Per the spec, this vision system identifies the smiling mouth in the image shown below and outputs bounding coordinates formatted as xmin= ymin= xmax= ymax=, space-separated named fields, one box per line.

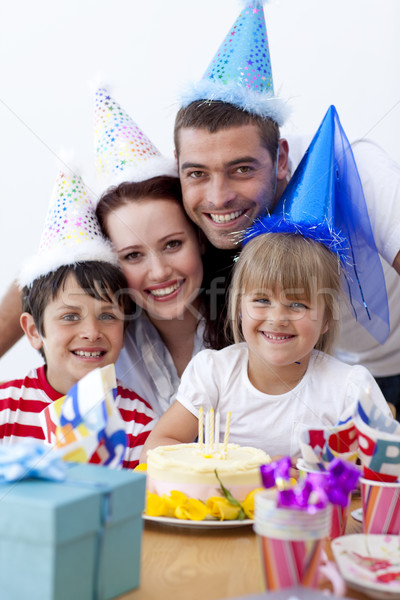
xmin=209 ymin=210 xmax=245 ymax=224
xmin=72 ymin=350 xmax=106 ymax=358
xmin=147 ymin=280 xmax=183 ymax=298
xmin=261 ymin=332 xmax=294 ymax=341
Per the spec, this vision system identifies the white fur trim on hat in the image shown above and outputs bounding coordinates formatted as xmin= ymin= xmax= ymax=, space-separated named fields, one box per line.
xmin=94 ymin=155 xmax=179 ymax=199
xmin=180 ymin=80 xmax=290 ymax=126
xmin=18 ymin=238 xmax=119 ymax=289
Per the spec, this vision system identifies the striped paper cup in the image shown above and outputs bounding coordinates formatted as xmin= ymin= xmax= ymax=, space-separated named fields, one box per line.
xmin=254 ymin=491 xmax=331 ymax=591
xmin=361 ymin=477 xmax=400 ymax=534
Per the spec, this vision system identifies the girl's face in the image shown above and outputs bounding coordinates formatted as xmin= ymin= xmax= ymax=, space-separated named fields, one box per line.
xmin=105 ymin=197 xmax=204 ymax=323
xmin=240 ymin=286 xmax=328 ymax=380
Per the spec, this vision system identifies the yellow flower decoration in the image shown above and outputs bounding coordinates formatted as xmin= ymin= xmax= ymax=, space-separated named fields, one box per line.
xmin=168 ymin=490 xmax=188 ymax=510
xmin=241 ymin=488 xmax=263 ymax=519
xmin=206 ymin=497 xmax=241 ymax=521
xmin=175 ymin=498 xmax=208 ymax=521
xmin=146 ymin=492 xmax=176 ymax=517
xmin=134 ymin=463 xmax=147 ymax=472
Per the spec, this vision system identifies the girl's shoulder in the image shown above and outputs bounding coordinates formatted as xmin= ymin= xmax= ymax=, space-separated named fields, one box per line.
xmin=189 ymin=343 xmax=248 ymax=369
xmin=310 ymin=350 xmax=374 ymax=381
xmin=198 ymin=342 xmax=247 ymax=358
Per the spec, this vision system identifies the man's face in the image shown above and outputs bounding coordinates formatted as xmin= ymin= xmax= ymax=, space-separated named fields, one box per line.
xmin=177 ymin=124 xmax=279 ymax=250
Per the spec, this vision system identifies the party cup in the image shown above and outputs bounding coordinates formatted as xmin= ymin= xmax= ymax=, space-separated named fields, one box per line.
xmin=254 ymin=491 xmax=336 ymax=591
xmin=297 ymin=458 xmax=351 ymax=539
xmin=361 ymin=477 xmax=400 ymax=534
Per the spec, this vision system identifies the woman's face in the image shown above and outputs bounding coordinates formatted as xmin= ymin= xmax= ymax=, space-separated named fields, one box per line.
xmin=105 ymin=197 xmax=204 ymax=323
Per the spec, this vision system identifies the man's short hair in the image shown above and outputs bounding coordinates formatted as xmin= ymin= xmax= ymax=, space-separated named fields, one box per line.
xmin=174 ymin=100 xmax=280 ymax=162
xmin=21 ymin=262 xmax=132 ymax=359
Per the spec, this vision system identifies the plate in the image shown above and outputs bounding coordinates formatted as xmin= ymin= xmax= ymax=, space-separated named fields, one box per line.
xmin=332 ymin=534 xmax=400 ymax=599
xmin=351 ymin=507 xmax=363 ymax=522
xmin=226 ymin=585 xmax=350 ymax=599
xmin=143 ymin=514 xmax=253 ymax=529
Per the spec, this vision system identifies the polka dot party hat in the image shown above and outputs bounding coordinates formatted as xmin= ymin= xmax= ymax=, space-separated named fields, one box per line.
xmin=94 ymin=87 xmax=177 ymax=192
xmin=18 ymin=166 xmax=118 ymax=287
xmin=180 ymin=0 xmax=289 ymax=125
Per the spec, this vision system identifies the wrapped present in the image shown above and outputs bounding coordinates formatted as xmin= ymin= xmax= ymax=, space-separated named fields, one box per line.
xmin=0 ymin=456 xmax=146 ymax=600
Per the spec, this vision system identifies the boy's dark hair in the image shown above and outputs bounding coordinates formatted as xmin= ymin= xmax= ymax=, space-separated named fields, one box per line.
xmin=174 ymin=100 xmax=280 ymax=162
xmin=21 ymin=262 xmax=132 ymax=359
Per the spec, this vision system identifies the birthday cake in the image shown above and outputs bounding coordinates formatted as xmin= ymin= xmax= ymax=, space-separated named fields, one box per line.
xmin=146 ymin=442 xmax=269 ymax=504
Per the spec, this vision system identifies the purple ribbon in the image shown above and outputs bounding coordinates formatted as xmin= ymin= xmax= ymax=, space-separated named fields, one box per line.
xmin=260 ymin=457 xmax=359 ymax=512
xmin=260 ymin=457 xmax=291 ymax=488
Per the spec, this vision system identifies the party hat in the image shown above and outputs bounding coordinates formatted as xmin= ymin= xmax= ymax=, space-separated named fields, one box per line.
xmin=180 ymin=0 xmax=288 ymax=125
xmin=18 ymin=166 xmax=118 ymax=287
xmin=244 ymin=105 xmax=390 ymax=344
xmin=94 ymin=87 xmax=177 ymax=190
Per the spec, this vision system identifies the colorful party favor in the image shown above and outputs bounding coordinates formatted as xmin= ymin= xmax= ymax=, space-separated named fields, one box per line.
xmin=354 ymin=388 xmax=400 ymax=482
xmin=299 ymin=420 xmax=358 ymax=472
xmin=40 ymin=364 xmax=127 ymax=468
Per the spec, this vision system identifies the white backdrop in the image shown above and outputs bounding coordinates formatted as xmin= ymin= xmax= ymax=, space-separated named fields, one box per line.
xmin=1 ymin=0 xmax=399 ymax=380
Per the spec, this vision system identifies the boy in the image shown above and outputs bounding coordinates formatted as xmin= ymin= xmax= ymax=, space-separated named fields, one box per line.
xmin=0 ymin=169 xmax=155 ymax=469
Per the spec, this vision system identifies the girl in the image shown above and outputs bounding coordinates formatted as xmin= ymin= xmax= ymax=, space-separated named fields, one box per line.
xmin=96 ymin=175 xmax=229 ymax=416
xmin=140 ymin=232 xmax=390 ymax=459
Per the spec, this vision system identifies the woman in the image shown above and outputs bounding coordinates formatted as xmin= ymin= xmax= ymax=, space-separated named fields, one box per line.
xmin=96 ymin=175 xmax=228 ymax=416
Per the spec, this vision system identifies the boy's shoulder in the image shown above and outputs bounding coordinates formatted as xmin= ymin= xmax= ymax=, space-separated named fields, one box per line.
xmin=0 ymin=365 xmax=45 ymax=391
xmin=115 ymin=379 xmax=155 ymax=413
xmin=0 ymin=365 xmax=62 ymax=405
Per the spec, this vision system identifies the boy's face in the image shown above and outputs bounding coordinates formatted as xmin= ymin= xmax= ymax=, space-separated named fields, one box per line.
xmin=24 ymin=273 xmax=125 ymax=395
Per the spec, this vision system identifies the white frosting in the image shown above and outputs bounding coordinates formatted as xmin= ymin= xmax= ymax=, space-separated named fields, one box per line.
xmin=147 ymin=443 xmax=269 ymax=502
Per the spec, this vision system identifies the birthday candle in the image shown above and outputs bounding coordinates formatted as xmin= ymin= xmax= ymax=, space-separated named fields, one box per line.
xmin=223 ymin=411 xmax=231 ymax=453
xmin=215 ymin=411 xmax=220 ymax=449
xmin=210 ymin=408 xmax=214 ymax=451
xmin=205 ymin=411 xmax=210 ymax=455
xmin=198 ymin=406 xmax=204 ymax=447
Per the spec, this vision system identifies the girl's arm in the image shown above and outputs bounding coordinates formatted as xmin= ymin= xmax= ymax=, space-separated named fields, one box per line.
xmin=139 ymin=400 xmax=198 ymax=463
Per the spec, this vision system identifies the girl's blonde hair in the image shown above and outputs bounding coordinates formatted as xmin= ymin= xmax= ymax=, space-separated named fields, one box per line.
xmin=227 ymin=233 xmax=342 ymax=353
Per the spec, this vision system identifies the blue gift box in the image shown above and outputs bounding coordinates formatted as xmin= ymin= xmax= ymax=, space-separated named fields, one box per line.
xmin=0 ymin=463 xmax=146 ymax=600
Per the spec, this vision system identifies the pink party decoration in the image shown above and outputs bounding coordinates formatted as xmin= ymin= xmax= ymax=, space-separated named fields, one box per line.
xmin=361 ymin=477 xmax=400 ymax=535
xmin=259 ymin=536 xmax=324 ymax=590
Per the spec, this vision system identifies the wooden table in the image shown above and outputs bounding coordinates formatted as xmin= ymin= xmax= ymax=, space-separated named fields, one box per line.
xmin=122 ymin=494 xmax=369 ymax=600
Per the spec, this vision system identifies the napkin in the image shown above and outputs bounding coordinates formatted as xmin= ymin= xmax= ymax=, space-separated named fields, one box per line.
xmin=354 ymin=389 xmax=400 ymax=481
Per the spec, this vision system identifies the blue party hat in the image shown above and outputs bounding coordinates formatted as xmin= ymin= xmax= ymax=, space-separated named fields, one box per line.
xmin=244 ymin=105 xmax=390 ymax=344
xmin=180 ymin=0 xmax=289 ymax=125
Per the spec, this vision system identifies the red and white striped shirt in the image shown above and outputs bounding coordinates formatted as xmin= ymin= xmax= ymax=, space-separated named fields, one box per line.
xmin=0 ymin=365 xmax=155 ymax=469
